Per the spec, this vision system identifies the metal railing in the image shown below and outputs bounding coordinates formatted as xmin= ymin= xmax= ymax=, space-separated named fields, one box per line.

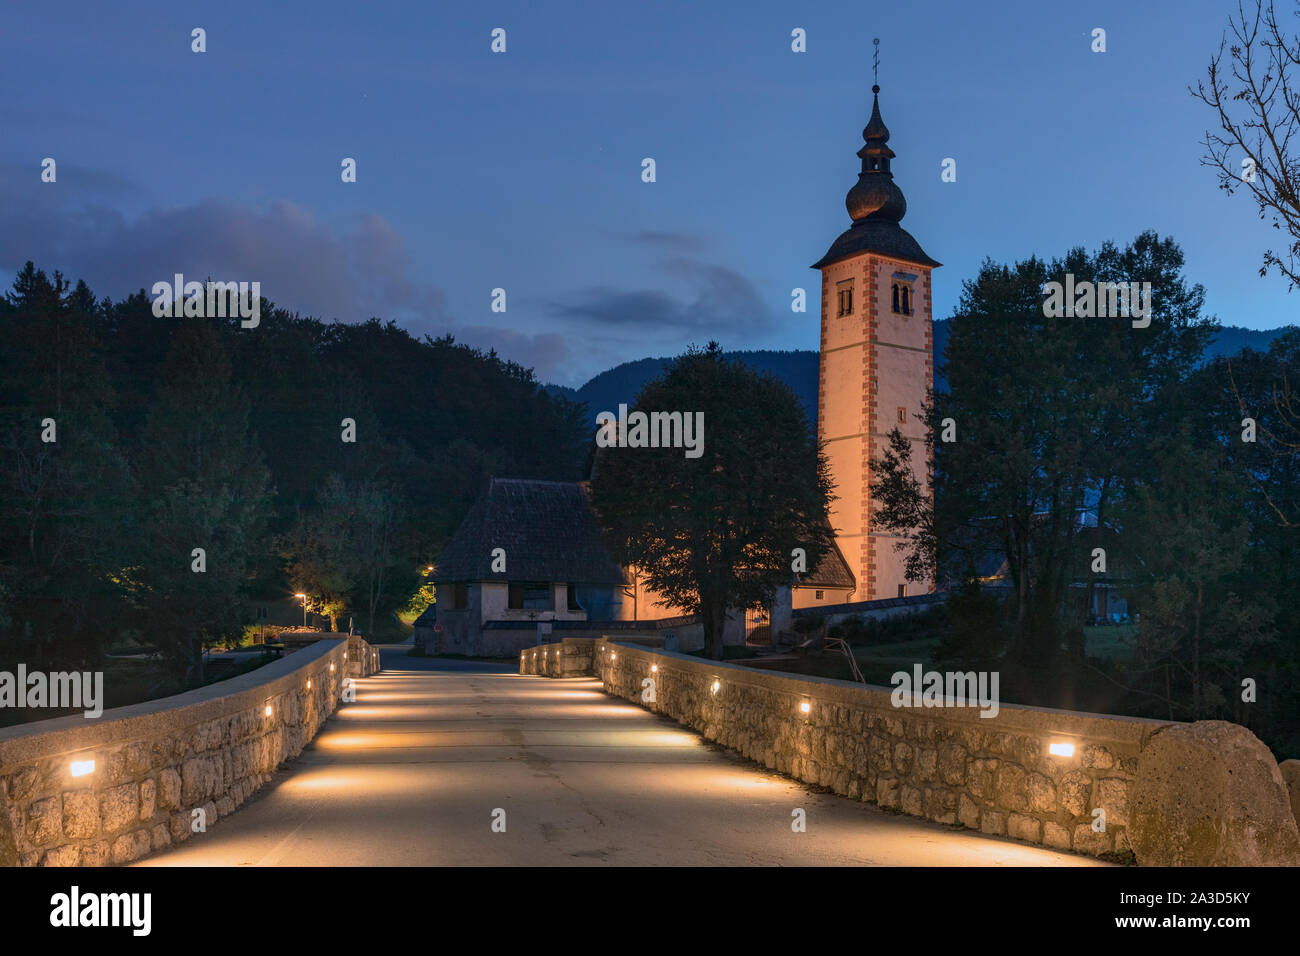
xmin=823 ymin=636 xmax=866 ymax=684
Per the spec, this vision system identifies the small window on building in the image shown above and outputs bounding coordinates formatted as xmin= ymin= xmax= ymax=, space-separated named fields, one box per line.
xmin=836 ymin=283 xmax=853 ymax=317
xmin=444 ymin=582 xmax=467 ymax=610
xmin=509 ymin=581 xmax=551 ymax=611
xmin=897 ymin=406 xmax=907 ymax=425
xmin=815 ymin=590 xmax=824 ymax=600
xmin=901 ymin=286 xmax=911 ymax=315
xmin=891 ymin=283 xmax=900 ymax=313
xmin=567 ymin=583 xmax=581 ymax=611
xmin=898 ymin=584 xmax=907 ymax=598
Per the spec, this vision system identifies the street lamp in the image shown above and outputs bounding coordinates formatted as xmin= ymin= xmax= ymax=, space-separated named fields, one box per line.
xmin=295 ymin=593 xmax=307 ymax=628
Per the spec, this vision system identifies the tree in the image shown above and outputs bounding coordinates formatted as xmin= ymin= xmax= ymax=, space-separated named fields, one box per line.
xmin=0 ymin=264 xmax=132 ymax=670
xmin=869 ymin=426 xmax=936 ymax=586
xmin=130 ymin=319 xmax=271 ymax=679
xmin=1195 ymin=0 xmax=1300 ymax=290
xmin=590 ymin=343 xmax=835 ymax=659
xmin=872 ymin=234 xmax=1215 ymax=664
xmin=282 ymin=474 xmax=412 ymax=638
xmin=1115 ymin=426 xmax=1274 ymax=721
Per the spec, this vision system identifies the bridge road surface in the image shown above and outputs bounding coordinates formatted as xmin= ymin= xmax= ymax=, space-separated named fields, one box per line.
xmin=138 ymin=650 xmax=1106 ymax=867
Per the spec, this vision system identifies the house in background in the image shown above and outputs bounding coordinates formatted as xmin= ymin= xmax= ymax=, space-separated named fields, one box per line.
xmin=421 ymin=476 xmax=869 ymax=656
xmin=421 ymin=477 xmax=705 ymax=657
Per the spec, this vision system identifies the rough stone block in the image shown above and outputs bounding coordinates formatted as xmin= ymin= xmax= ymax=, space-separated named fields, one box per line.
xmin=980 ymin=810 xmax=1006 ymax=836
xmin=1026 ymin=772 xmax=1058 ymax=813
xmin=1059 ymin=769 xmax=1091 ymax=817
xmin=901 ymin=785 xmax=923 ymax=817
xmin=925 ymin=788 xmax=957 ymax=824
xmin=80 ymin=841 xmax=110 ymax=867
xmin=1129 ymin=720 xmax=1300 ymax=866
xmin=25 ymin=797 xmax=62 ymax=846
xmin=893 ymin=741 xmax=914 ymax=775
xmin=1097 ymin=777 xmax=1129 ymax=828
xmin=8 ymin=767 xmax=38 ymax=801
xmin=994 ymin=764 xmax=1028 ymax=812
xmin=140 ymin=778 xmax=157 ymax=820
xmin=41 ymin=845 xmax=79 ymax=867
xmin=1073 ymin=822 xmax=1112 ymax=855
xmin=181 ymin=757 xmax=207 ymax=805
xmin=124 ymin=741 xmax=152 ymax=776
xmin=1081 ymin=744 xmax=1115 ymax=771
xmin=1007 ymin=812 xmax=1041 ymax=843
xmin=916 ymin=747 xmax=937 ymax=781
xmin=1279 ymin=759 xmax=1300 ymax=829
xmin=110 ymin=830 xmax=152 ymax=864
xmin=938 ymin=742 xmax=968 ymax=786
xmin=99 ymin=782 xmax=139 ymax=834
xmin=1043 ymin=821 xmax=1072 ymax=850
xmin=169 ymin=811 xmax=192 ymax=843
xmin=159 ymin=768 xmax=181 ymax=810
xmin=62 ymin=790 xmax=98 ymax=840
xmin=958 ymin=794 xmax=980 ymax=829
xmin=151 ymin=823 xmax=171 ymax=851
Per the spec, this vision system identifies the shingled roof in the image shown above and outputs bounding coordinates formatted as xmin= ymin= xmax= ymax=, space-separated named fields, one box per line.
xmin=432 ymin=478 xmax=627 ymax=586
xmin=811 ymin=218 xmax=940 ymax=270
xmin=796 ymin=539 xmax=857 ymax=590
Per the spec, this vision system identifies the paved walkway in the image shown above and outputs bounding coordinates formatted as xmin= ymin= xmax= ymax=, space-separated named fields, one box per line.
xmin=139 ymin=651 xmax=1105 ymax=866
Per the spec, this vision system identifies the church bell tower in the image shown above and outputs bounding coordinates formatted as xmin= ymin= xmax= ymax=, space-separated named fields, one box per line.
xmin=812 ymin=80 xmax=940 ymax=601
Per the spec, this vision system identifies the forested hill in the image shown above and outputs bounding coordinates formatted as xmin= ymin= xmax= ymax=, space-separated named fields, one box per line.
xmin=551 ymin=322 xmax=1297 ymax=422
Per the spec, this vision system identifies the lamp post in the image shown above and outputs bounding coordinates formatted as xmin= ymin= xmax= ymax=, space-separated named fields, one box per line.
xmin=295 ymin=593 xmax=307 ymax=629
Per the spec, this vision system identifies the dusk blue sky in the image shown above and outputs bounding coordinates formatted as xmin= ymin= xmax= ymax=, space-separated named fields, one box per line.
xmin=1 ymin=0 xmax=1291 ymax=385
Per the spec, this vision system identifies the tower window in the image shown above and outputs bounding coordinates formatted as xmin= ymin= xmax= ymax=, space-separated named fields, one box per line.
xmin=901 ymin=286 xmax=911 ymax=315
xmin=891 ymin=283 xmax=900 ymax=313
xmin=898 ymin=584 xmax=907 ymax=598
xmin=897 ymin=406 xmax=907 ymax=424
xmin=836 ymin=282 xmax=853 ymax=316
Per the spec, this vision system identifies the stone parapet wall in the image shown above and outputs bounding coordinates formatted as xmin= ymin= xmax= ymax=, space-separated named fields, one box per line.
xmin=0 ymin=637 xmax=377 ymax=867
xmin=570 ymin=641 xmax=1170 ymax=858
xmin=519 ymin=636 xmax=670 ymax=678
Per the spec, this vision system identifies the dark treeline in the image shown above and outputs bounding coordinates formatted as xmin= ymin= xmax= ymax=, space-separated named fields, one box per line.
xmin=873 ymin=232 xmax=1300 ymax=757
xmin=0 ymin=262 xmax=587 ymax=682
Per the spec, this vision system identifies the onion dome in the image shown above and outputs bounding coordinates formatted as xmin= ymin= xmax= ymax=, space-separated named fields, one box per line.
xmin=812 ymin=84 xmax=940 ymax=270
xmin=846 ymin=85 xmax=906 ymax=223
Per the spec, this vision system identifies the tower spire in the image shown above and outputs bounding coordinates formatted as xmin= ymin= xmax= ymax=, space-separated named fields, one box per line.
xmin=873 ymin=37 xmax=879 ymax=89
xmin=845 ymin=71 xmax=904 ymax=223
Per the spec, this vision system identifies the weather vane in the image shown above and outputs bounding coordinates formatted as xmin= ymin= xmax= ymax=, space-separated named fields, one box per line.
xmin=873 ymin=38 xmax=880 ymax=87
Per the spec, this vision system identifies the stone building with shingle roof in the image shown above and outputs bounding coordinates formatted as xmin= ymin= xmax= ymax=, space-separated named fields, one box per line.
xmin=421 ymin=476 xmax=858 ymax=656
xmin=422 ymin=477 xmax=696 ymax=656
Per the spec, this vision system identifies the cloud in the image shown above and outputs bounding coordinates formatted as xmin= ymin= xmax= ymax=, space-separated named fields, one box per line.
xmin=546 ymin=256 xmax=773 ymax=339
xmin=0 ymin=169 xmax=449 ymax=327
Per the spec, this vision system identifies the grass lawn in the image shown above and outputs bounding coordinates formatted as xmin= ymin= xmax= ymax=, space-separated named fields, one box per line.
xmin=1083 ymin=624 xmax=1138 ymax=661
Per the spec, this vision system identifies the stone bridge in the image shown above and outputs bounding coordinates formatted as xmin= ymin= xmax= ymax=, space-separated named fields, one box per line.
xmin=2 ymin=636 xmax=1296 ymax=866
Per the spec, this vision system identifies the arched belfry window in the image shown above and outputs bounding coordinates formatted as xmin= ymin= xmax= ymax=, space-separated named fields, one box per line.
xmin=892 ymin=272 xmax=919 ymax=316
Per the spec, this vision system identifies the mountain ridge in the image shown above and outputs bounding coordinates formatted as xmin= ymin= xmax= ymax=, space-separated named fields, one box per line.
xmin=546 ymin=321 xmax=1296 ymax=426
